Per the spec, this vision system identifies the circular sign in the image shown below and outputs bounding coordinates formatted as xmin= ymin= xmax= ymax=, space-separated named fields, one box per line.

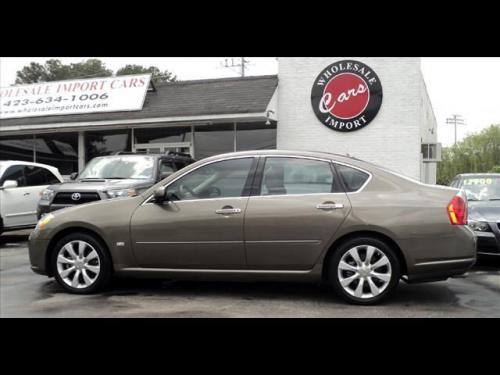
xmin=311 ymin=60 xmax=383 ymax=132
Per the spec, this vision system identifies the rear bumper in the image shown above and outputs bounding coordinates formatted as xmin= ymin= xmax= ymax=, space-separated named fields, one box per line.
xmin=405 ymin=257 xmax=476 ymax=283
xmin=403 ymin=225 xmax=477 ymax=283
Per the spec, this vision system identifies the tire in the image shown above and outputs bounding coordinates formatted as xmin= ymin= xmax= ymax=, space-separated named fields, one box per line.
xmin=51 ymin=232 xmax=112 ymax=294
xmin=328 ymin=237 xmax=400 ymax=305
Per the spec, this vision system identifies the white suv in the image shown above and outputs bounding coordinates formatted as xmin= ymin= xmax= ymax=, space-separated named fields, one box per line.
xmin=0 ymin=161 xmax=64 ymax=235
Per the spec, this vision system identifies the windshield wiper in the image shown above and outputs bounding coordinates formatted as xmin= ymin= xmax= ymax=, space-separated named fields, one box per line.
xmin=489 ymin=198 xmax=500 ymax=201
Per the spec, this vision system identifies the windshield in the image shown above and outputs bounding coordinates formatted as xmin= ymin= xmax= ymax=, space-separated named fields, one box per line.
xmin=461 ymin=176 xmax=500 ymax=201
xmin=79 ymin=156 xmax=155 ymax=180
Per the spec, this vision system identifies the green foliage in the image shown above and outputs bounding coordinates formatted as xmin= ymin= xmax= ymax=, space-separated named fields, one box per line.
xmin=14 ymin=60 xmax=176 ymax=85
xmin=116 ymin=65 xmax=176 ymax=84
xmin=437 ymin=124 xmax=500 ymax=185
xmin=15 ymin=59 xmax=113 ymax=84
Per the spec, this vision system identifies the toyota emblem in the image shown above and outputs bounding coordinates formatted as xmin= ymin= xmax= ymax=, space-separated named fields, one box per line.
xmin=71 ymin=193 xmax=81 ymax=201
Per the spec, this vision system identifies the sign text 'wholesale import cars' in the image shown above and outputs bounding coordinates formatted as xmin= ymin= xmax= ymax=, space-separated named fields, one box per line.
xmin=311 ymin=60 xmax=383 ymax=132
xmin=0 ymin=74 xmax=151 ymax=119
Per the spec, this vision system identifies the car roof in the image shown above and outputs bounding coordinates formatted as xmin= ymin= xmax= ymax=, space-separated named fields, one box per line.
xmin=0 ymin=160 xmax=62 ymax=176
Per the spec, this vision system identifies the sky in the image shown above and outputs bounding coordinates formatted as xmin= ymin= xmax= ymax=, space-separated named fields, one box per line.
xmin=1 ymin=57 xmax=498 ymax=147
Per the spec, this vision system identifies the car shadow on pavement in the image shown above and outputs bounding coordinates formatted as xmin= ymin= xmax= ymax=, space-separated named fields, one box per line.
xmin=0 ymin=233 xmax=30 ymax=246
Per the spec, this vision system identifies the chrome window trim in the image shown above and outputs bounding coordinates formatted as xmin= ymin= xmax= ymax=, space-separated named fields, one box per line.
xmin=142 ymin=153 xmax=373 ymax=204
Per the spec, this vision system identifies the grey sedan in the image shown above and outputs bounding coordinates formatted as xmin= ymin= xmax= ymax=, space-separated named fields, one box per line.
xmin=28 ymin=150 xmax=476 ymax=305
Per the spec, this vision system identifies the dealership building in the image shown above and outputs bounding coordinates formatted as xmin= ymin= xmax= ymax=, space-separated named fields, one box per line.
xmin=0 ymin=57 xmax=440 ymax=183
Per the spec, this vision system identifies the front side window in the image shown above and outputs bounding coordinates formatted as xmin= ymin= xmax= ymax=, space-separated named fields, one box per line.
xmin=79 ymin=156 xmax=155 ymax=180
xmin=0 ymin=165 xmax=26 ymax=187
xmin=167 ymin=158 xmax=254 ymax=201
xmin=260 ymin=157 xmax=340 ymax=196
xmin=24 ymin=166 xmax=60 ymax=186
xmin=336 ymin=164 xmax=370 ymax=192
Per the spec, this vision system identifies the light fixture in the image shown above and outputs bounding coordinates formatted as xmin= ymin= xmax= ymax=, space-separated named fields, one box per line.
xmin=265 ymin=110 xmax=275 ymax=126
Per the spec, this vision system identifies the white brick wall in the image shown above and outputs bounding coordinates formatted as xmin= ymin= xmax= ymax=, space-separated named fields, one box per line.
xmin=277 ymin=57 xmax=427 ymax=180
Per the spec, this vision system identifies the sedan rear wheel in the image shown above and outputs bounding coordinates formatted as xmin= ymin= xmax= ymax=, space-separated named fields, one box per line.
xmin=330 ymin=237 xmax=400 ymax=305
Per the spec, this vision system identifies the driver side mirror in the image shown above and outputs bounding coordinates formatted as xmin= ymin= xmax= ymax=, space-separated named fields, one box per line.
xmin=1 ymin=180 xmax=18 ymax=189
xmin=70 ymin=172 xmax=78 ymax=180
xmin=153 ymin=186 xmax=167 ymax=203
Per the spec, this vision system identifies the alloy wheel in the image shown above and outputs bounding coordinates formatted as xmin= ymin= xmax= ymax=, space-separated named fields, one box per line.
xmin=337 ymin=245 xmax=392 ymax=299
xmin=56 ymin=240 xmax=101 ymax=289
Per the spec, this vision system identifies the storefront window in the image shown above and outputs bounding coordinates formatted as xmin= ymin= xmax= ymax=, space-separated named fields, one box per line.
xmin=194 ymin=124 xmax=235 ymax=160
xmin=35 ymin=133 xmax=78 ymax=175
xmin=85 ymin=129 xmax=131 ymax=162
xmin=236 ymin=122 xmax=277 ymax=151
xmin=134 ymin=126 xmax=192 ymax=144
xmin=0 ymin=135 xmax=35 ymax=162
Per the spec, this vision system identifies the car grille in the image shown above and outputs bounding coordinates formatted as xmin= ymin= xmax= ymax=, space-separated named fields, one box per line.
xmin=52 ymin=192 xmax=101 ymax=205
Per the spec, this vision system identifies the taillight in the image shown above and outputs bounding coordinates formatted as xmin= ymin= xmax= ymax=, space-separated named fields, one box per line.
xmin=447 ymin=194 xmax=467 ymax=225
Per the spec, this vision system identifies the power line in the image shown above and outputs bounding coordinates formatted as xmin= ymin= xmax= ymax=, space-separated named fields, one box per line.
xmin=222 ymin=58 xmax=250 ymax=77
xmin=445 ymin=114 xmax=466 ymax=146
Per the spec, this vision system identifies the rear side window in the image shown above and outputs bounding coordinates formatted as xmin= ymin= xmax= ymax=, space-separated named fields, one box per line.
xmin=24 ymin=166 xmax=60 ymax=186
xmin=1 ymin=165 xmax=26 ymax=187
xmin=336 ymin=164 xmax=370 ymax=192
xmin=260 ymin=157 xmax=342 ymax=195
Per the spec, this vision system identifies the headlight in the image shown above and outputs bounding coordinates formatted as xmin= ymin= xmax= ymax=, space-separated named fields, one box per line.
xmin=35 ymin=213 xmax=54 ymax=231
xmin=39 ymin=189 xmax=55 ymax=201
xmin=105 ymin=188 xmax=137 ymax=199
xmin=468 ymin=220 xmax=491 ymax=232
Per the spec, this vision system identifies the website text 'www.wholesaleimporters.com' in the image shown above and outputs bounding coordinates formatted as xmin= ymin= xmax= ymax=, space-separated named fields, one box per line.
xmin=0 ymin=102 xmax=109 ymax=117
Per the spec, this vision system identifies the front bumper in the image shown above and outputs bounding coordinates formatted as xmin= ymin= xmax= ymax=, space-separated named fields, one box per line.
xmin=475 ymin=227 xmax=500 ymax=256
xmin=28 ymin=229 xmax=50 ymax=276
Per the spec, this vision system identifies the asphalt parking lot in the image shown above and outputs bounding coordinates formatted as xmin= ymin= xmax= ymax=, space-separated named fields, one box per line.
xmin=1 ymin=230 xmax=499 ymax=318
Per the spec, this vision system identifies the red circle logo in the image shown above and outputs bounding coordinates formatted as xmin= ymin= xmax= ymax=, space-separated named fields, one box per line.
xmin=322 ymin=73 xmax=370 ymax=119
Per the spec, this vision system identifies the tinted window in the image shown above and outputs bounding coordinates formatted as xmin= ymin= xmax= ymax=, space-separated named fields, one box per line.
xmin=236 ymin=122 xmax=277 ymax=151
xmin=167 ymin=158 xmax=254 ymax=201
xmin=0 ymin=135 xmax=35 ymax=162
xmin=85 ymin=129 xmax=131 ymax=162
xmin=194 ymin=124 xmax=234 ymax=160
xmin=260 ymin=158 xmax=340 ymax=196
xmin=35 ymin=133 xmax=78 ymax=175
xmin=1 ymin=165 xmax=26 ymax=187
xmin=24 ymin=166 xmax=60 ymax=186
xmin=336 ymin=164 xmax=370 ymax=192
xmin=159 ymin=161 xmax=175 ymax=177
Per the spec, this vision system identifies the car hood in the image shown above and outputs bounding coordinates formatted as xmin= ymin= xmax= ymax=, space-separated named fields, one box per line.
xmin=47 ymin=178 xmax=155 ymax=192
xmin=468 ymin=200 xmax=500 ymax=222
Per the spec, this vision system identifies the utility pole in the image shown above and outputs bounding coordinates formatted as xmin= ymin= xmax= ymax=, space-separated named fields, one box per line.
xmin=445 ymin=114 xmax=465 ymax=146
xmin=222 ymin=58 xmax=249 ymax=77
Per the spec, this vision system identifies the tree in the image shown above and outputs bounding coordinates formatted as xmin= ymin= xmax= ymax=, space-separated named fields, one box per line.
xmin=437 ymin=124 xmax=500 ymax=185
xmin=116 ymin=65 xmax=176 ymax=84
xmin=15 ymin=59 xmax=113 ymax=84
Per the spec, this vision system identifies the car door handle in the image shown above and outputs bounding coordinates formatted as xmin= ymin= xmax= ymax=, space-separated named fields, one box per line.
xmin=23 ymin=192 xmax=30 ymax=196
xmin=316 ymin=202 xmax=344 ymax=210
xmin=215 ymin=207 xmax=242 ymax=215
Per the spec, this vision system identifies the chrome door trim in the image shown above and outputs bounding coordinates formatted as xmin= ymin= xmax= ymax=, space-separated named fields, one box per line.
xmin=414 ymin=258 xmax=476 ymax=267
xmin=136 ymin=241 xmax=243 ymax=244
xmin=119 ymin=267 xmax=313 ymax=275
xmin=245 ymin=240 xmax=321 ymax=244
xmin=5 ymin=211 xmax=37 ymax=217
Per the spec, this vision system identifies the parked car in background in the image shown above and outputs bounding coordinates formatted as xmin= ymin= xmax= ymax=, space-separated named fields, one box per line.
xmin=450 ymin=173 xmax=500 ymax=257
xmin=29 ymin=150 xmax=476 ymax=305
xmin=0 ymin=161 xmax=64 ymax=235
xmin=37 ymin=151 xmax=195 ymax=219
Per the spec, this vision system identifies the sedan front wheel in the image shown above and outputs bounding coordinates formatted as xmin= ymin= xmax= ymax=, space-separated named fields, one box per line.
xmin=51 ymin=232 xmax=112 ymax=294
